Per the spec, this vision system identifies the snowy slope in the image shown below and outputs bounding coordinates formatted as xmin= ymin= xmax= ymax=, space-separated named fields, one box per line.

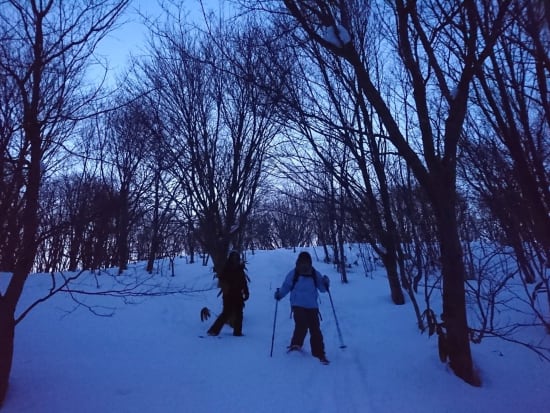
xmin=3 ymin=247 xmax=549 ymax=412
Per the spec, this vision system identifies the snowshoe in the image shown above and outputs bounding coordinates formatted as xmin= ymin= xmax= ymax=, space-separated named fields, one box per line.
xmin=318 ymin=356 xmax=330 ymax=365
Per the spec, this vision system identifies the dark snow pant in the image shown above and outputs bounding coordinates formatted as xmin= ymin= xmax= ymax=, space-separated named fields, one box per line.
xmin=290 ymin=306 xmax=325 ymax=358
xmin=208 ymin=296 xmax=244 ymax=336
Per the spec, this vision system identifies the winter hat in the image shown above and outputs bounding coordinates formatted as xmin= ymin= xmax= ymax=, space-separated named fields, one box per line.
xmin=227 ymin=250 xmax=241 ymax=267
xmin=295 ymin=251 xmax=313 ymax=275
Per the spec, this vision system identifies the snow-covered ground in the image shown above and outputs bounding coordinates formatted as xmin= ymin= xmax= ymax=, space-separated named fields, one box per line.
xmin=3 ymin=247 xmax=549 ymax=412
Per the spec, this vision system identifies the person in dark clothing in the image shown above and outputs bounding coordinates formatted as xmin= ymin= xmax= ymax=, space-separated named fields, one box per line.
xmin=207 ymin=251 xmax=250 ymax=336
xmin=274 ymin=251 xmax=330 ymax=364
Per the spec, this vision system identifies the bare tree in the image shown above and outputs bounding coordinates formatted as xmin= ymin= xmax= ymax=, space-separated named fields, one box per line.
xmin=0 ymin=69 xmax=22 ymax=273
xmin=465 ymin=0 xmax=549 ymax=287
xmin=261 ymin=0 xmax=512 ymax=385
xmin=258 ymin=2 xmax=408 ymax=297
xmin=453 ymin=0 xmax=550 ymax=348
xmin=134 ymin=15 xmax=280 ymax=272
xmin=0 ymin=0 xmax=129 ymax=405
xmin=100 ymin=97 xmax=157 ymax=274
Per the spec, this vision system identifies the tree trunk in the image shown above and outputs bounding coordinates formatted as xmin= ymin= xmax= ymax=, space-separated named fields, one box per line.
xmin=146 ymin=177 xmax=161 ymax=274
xmin=396 ymin=245 xmax=424 ymax=330
xmin=435 ymin=185 xmax=479 ymax=386
xmin=380 ymin=247 xmax=405 ymax=305
xmin=1 ymin=216 xmax=18 ymax=272
xmin=117 ymin=188 xmax=129 ymax=275
xmin=0 ymin=303 xmax=15 ymax=407
xmin=146 ymin=233 xmax=159 ymax=274
xmin=211 ymin=241 xmax=230 ymax=275
xmin=337 ymin=230 xmax=348 ymax=283
xmin=0 ymin=104 xmax=42 ymax=404
xmin=68 ymin=224 xmax=84 ymax=272
xmin=0 ymin=163 xmax=40 ymax=406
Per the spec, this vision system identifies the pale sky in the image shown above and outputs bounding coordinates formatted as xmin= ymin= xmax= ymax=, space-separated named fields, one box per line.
xmin=91 ymin=0 xmax=230 ymax=84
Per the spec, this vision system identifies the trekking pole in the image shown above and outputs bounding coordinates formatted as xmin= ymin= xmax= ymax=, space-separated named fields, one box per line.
xmin=327 ymin=286 xmax=347 ymax=349
xmin=270 ymin=289 xmax=279 ymax=357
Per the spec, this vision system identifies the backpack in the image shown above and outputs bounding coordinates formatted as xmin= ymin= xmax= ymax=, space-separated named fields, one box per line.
xmin=290 ymin=267 xmax=318 ymax=291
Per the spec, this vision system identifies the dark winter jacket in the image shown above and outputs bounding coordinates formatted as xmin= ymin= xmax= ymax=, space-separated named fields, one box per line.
xmin=218 ymin=263 xmax=249 ymax=303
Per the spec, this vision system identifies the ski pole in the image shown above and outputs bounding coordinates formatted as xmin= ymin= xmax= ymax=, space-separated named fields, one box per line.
xmin=270 ymin=289 xmax=279 ymax=357
xmin=327 ymin=286 xmax=346 ymax=349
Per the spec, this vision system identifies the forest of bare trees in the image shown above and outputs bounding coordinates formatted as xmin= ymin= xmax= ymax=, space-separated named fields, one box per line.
xmin=0 ymin=0 xmax=548 ymax=405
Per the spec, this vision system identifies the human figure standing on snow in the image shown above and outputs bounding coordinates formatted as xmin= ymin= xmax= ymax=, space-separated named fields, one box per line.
xmin=274 ymin=251 xmax=330 ymax=364
xmin=207 ymin=251 xmax=249 ymax=336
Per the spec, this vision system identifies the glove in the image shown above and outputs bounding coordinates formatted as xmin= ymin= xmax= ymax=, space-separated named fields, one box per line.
xmin=322 ymin=275 xmax=330 ymax=288
xmin=274 ymin=289 xmax=281 ymax=301
xmin=200 ymin=307 xmax=211 ymax=322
